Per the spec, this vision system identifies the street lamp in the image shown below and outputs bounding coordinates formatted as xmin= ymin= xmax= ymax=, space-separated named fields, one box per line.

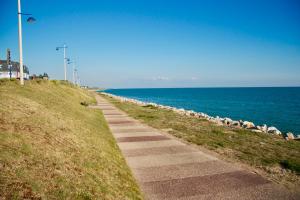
xmin=74 ymin=65 xmax=78 ymax=85
xmin=18 ymin=0 xmax=36 ymax=85
xmin=76 ymin=70 xmax=80 ymax=86
xmin=67 ymin=60 xmax=77 ymax=85
xmin=56 ymin=44 xmax=68 ymax=81
xmin=77 ymin=70 xmax=81 ymax=87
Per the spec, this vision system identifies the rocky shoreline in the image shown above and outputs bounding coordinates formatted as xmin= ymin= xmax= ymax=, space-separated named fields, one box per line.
xmin=101 ymin=92 xmax=299 ymax=141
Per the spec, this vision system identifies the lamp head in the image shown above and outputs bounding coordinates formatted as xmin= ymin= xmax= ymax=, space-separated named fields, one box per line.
xmin=27 ymin=17 xmax=36 ymax=23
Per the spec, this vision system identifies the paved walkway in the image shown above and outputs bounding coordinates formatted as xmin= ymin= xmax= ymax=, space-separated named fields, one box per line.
xmin=95 ymin=95 xmax=297 ymax=200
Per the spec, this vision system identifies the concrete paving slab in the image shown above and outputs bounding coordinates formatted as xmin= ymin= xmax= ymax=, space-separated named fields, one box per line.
xmin=150 ymin=183 xmax=297 ymax=200
xmin=104 ymin=116 xmax=132 ymax=120
xmin=109 ymin=126 xmax=149 ymax=130
xmin=141 ymin=170 xmax=270 ymax=199
xmin=110 ymin=130 xmax=153 ymax=135
xmin=108 ymin=120 xmax=137 ymax=124
xmin=122 ymin=145 xmax=198 ymax=157
xmin=106 ymin=118 xmax=131 ymax=122
xmin=88 ymin=105 xmax=102 ymax=109
xmin=117 ymin=135 xmax=170 ymax=143
xmin=133 ymin=160 xmax=239 ymax=182
xmin=118 ymin=140 xmax=185 ymax=150
xmin=99 ymin=107 xmax=117 ymax=110
xmin=100 ymin=108 xmax=118 ymax=110
xmin=102 ymin=111 xmax=124 ymax=115
xmin=103 ymin=112 xmax=125 ymax=117
xmin=127 ymin=152 xmax=217 ymax=168
xmin=109 ymin=123 xmax=148 ymax=127
xmin=97 ymin=105 xmax=115 ymax=107
xmin=109 ymin=127 xmax=154 ymax=132
xmin=114 ymin=132 xmax=162 ymax=138
xmin=101 ymin=108 xmax=120 ymax=111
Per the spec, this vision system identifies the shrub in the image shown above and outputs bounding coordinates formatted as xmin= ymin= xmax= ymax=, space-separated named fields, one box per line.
xmin=280 ymin=160 xmax=300 ymax=174
xmin=80 ymin=101 xmax=89 ymax=106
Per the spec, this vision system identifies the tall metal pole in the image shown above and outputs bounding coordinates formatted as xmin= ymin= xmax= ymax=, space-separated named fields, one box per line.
xmin=7 ymin=49 xmax=12 ymax=80
xmin=63 ymin=44 xmax=67 ymax=81
xmin=74 ymin=69 xmax=78 ymax=85
xmin=18 ymin=0 xmax=24 ymax=85
xmin=72 ymin=62 xmax=76 ymax=84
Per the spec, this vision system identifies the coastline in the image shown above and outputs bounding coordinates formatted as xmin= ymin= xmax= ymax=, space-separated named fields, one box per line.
xmin=100 ymin=91 xmax=300 ymax=191
xmin=101 ymin=92 xmax=299 ymax=141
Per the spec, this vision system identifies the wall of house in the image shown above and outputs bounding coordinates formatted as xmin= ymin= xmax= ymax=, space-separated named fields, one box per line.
xmin=0 ymin=71 xmax=29 ymax=79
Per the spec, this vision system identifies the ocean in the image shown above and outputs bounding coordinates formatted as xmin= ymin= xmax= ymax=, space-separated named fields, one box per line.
xmin=104 ymin=87 xmax=300 ymax=135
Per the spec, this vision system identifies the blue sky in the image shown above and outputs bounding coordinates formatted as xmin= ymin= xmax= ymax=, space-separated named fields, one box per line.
xmin=1 ymin=0 xmax=300 ymax=88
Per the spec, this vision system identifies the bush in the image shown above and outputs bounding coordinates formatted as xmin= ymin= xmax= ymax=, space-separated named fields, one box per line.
xmin=80 ymin=101 xmax=89 ymax=106
xmin=280 ymin=160 xmax=300 ymax=174
xmin=142 ymin=104 xmax=157 ymax=109
xmin=50 ymin=80 xmax=60 ymax=85
xmin=0 ymin=78 xmax=18 ymax=85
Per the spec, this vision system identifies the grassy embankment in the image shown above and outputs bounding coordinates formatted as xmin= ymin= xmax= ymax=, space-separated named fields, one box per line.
xmin=102 ymin=94 xmax=300 ymax=190
xmin=0 ymin=80 xmax=142 ymax=199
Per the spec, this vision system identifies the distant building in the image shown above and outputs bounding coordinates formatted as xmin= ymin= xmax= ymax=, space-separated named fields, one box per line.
xmin=0 ymin=49 xmax=29 ymax=79
xmin=0 ymin=60 xmax=30 ymax=79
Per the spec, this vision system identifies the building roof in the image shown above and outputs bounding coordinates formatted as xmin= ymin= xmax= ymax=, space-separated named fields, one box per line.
xmin=0 ymin=60 xmax=29 ymax=73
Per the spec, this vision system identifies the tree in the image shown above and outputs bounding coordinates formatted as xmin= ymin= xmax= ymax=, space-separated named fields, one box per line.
xmin=43 ymin=73 xmax=49 ymax=78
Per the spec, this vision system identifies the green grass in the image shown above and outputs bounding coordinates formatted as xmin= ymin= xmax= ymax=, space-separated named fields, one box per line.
xmin=102 ymin=94 xmax=300 ymax=189
xmin=0 ymin=80 xmax=142 ymax=199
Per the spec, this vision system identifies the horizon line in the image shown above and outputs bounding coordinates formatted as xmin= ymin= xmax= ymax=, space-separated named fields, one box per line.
xmin=101 ymin=85 xmax=300 ymax=90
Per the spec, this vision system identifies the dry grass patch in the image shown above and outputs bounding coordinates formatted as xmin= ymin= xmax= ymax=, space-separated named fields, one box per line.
xmin=0 ymin=80 xmax=142 ymax=199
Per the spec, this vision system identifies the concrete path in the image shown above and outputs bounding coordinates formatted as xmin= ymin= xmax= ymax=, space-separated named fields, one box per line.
xmin=95 ymin=95 xmax=298 ymax=200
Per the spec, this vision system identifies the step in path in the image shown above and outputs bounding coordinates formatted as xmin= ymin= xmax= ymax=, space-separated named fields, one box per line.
xmin=95 ymin=95 xmax=298 ymax=200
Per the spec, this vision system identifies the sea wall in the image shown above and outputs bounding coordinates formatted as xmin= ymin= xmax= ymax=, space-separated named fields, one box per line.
xmin=101 ymin=92 xmax=299 ymax=141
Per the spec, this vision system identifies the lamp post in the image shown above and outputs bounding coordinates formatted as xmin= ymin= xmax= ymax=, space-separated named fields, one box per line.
xmin=67 ymin=59 xmax=80 ymax=86
xmin=75 ymin=69 xmax=79 ymax=86
xmin=74 ymin=68 xmax=79 ymax=86
xmin=17 ymin=0 xmax=36 ymax=85
xmin=67 ymin=60 xmax=77 ymax=84
xmin=56 ymin=44 xmax=68 ymax=81
xmin=7 ymin=49 xmax=12 ymax=80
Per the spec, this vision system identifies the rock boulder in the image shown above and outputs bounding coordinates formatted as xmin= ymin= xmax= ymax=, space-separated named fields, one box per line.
xmin=231 ymin=121 xmax=240 ymax=127
xmin=285 ymin=132 xmax=295 ymax=140
xmin=267 ymin=127 xmax=281 ymax=135
xmin=242 ymin=121 xmax=255 ymax=129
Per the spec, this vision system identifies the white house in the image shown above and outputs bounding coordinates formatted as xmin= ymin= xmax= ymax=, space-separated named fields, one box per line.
xmin=0 ymin=60 xmax=29 ymax=79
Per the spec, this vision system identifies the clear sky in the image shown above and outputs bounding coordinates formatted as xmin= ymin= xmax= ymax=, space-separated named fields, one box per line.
xmin=1 ymin=0 xmax=300 ymax=88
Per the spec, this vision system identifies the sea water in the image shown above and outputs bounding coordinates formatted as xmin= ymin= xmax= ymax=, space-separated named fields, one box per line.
xmin=105 ymin=87 xmax=300 ymax=135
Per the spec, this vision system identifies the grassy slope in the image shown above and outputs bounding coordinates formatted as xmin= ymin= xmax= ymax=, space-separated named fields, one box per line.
xmin=0 ymin=80 xmax=142 ymax=200
xmin=102 ymin=94 xmax=300 ymax=190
